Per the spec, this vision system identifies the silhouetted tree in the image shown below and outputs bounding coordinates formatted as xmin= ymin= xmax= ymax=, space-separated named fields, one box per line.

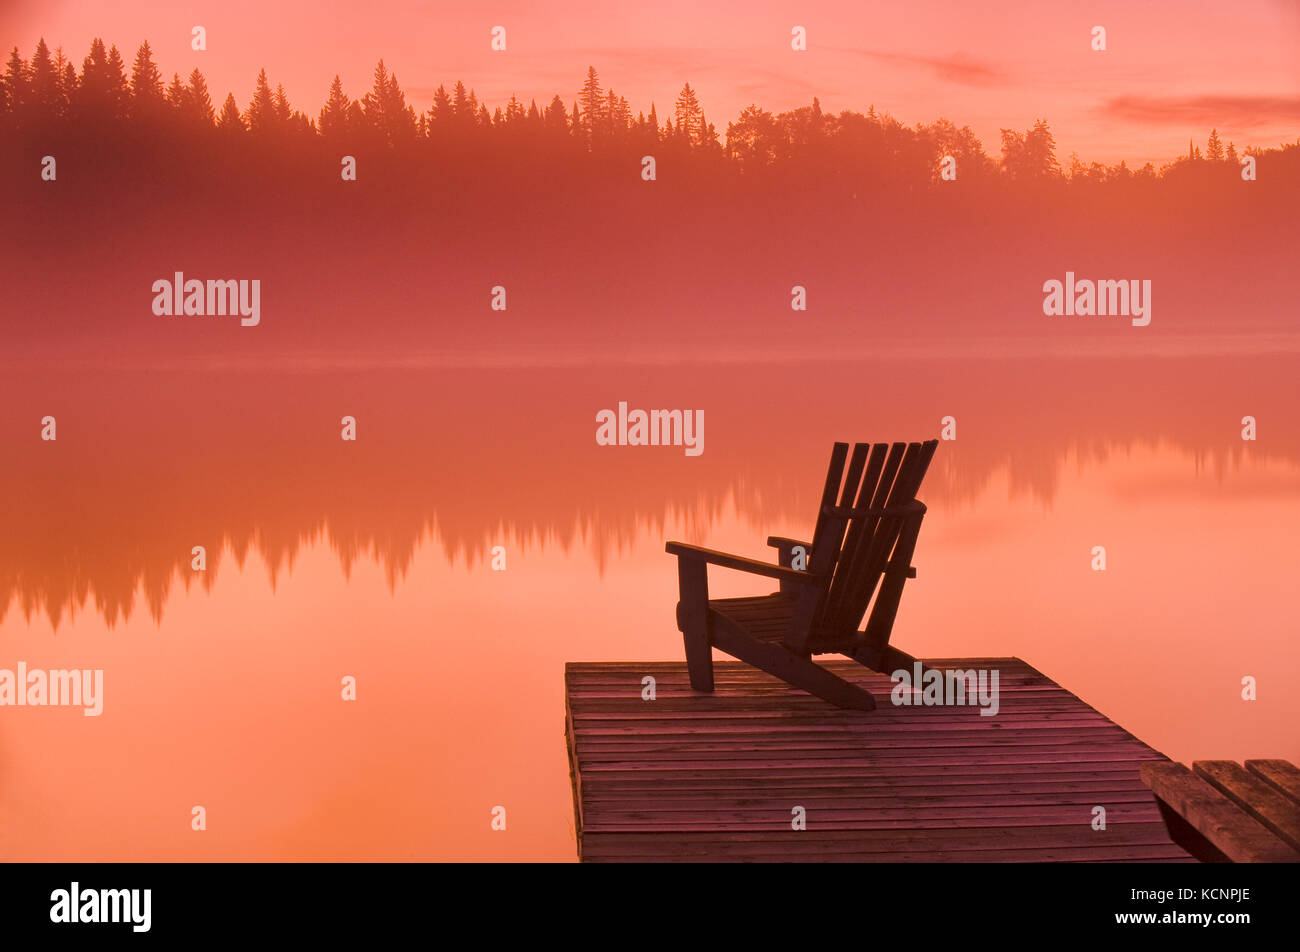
xmin=1207 ymin=128 xmax=1224 ymax=162
xmin=361 ymin=61 xmax=416 ymax=146
xmin=727 ymin=104 xmax=779 ymax=170
xmin=216 ymin=92 xmax=243 ymax=134
xmin=246 ymin=68 xmax=276 ymax=133
xmin=28 ymin=39 xmax=60 ymax=119
xmin=319 ymin=75 xmax=349 ymax=139
xmin=579 ymin=66 xmax=602 ymax=144
xmin=674 ymin=82 xmax=702 ymax=144
xmin=543 ymin=94 xmax=568 ymax=138
xmin=273 ymin=83 xmax=292 ymax=125
xmin=53 ymin=47 xmax=76 ymax=117
xmin=923 ymin=117 xmax=994 ymax=181
xmin=165 ymin=72 xmax=186 ymax=111
xmin=105 ymin=45 xmax=129 ymax=113
xmin=74 ymin=39 xmax=113 ymax=120
xmin=129 ymin=41 xmax=165 ymax=120
xmin=451 ymin=80 xmax=475 ymax=130
xmin=1000 ymin=119 xmax=1060 ymax=181
xmin=1 ymin=47 xmax=28 ymax=120
xmin=184 ymin=69 xmax=214 ymax=126
xmin=429 ymin=84 xmax=451 ymax=126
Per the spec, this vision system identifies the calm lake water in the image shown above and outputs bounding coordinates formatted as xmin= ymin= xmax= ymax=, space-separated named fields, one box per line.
xmin=2 ymin=351 xmax=1297 ymax=860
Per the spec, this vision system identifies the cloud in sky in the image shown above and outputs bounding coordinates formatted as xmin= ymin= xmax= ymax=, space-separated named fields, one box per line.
xmin=1102 ymin=94 xmax=1300 ymax=131
xmin=825 ymin=48 xmax=1009 ymax=87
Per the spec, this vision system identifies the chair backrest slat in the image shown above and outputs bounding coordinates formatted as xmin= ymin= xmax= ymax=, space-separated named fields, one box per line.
xmin=855 ymin=439 xmax=938 ymax=636
xmin=821 ymin=443 xmax=888 ymax=626
xmin=821 ymin=442 xmax=913 ymax=638
xmin=802 ymin=439 xmax=938 ymax=647
xmin=808 ymin=442 xmax=849 ymax=550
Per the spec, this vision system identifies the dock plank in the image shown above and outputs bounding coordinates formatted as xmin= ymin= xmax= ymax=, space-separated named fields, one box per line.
xmin=1140 ymin=762 xmax=1300 ymax=863
xmin=1245 ymin=759 xmax=1300 ymax=808
xmin=566 ymin=658 xmax=1191 ymax=862
xmin=1193 ymin=761 xmax=1300 ymax=853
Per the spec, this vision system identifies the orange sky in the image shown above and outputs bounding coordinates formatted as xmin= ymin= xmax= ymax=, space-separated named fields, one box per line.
xmin=3 ymin=0 xmax=1298 ymax=167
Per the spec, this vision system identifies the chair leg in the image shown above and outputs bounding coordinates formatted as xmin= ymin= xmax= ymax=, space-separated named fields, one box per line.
xmin=712 ymin=625 xmax=876 ymax=711
xmin=675 ymin=559 xmax=714 ymax=693
xmin=850 ymin=641 xmax=939 ymax=682
xmin=681 ymin=622 xmax=715 ymax=692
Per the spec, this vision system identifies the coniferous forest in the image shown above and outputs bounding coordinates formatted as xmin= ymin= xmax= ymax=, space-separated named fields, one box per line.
xmin=2 ymin=36 xmax=1297 ymax=362
xmin=4 ymin=37 xmax=1298 ymax=189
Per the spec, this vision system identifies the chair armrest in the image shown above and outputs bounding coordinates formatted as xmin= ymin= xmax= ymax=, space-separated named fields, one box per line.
xmin=890 ymin=561 xmax=919 ymax=579
xmin=665 ymin=542 xmax=823 ymax=585
xmin=766 ymin=536 xmax=809 ymax=550
xmin=766 ymin=537 xmax=813 ymax=594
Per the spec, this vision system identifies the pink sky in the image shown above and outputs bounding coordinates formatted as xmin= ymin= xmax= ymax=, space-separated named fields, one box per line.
xmin=4 ymin=0 xmax=1299 ymax=166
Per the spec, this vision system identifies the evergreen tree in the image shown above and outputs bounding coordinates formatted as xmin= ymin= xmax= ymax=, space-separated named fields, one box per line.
xmin=361 ymin=59 xmax=390 ymax=130
xmin=273 ymin=83 xmax=292 ymax=124
xmin=361 ymin=61 xmax=415 ymax=145
xmin=29 ymin=38 xmax=60 ymax=116
xmin=184 ymin=69 xmax=214 ymax=126
xmin=319 ymin=75 xmax=349 ymax=139
xmin=385 ymin=71 xmax=416 ymax=142
xmin=452 ymin=80 xmax=473 ymax=127
xmin=543 ymin=94 xmax=568 ymax=136
xmin=1207 ymin=128 xmax=1224 ymax=162
xmin=55 ymin=49 xmax=77 ymax=117
xmin=1 ymin=47 xmax=27 ymax=117
xmin=216 ymin=92 xmax=243 ymax=133
xmin=166 ymin=72 xmax=186 ymax=110
xmin=75 ymin=39 xmax=109 ymax=117
xmin=105 ymin=45 xmax=129 ymax=115
xmin=129 ymin=41 xmax=165 ymax=119
xmin=246 ymin=68 xmax=276 ymax=132
xmin=674 ymin=83 xmax=702 ymax=144
xmin=431 ymin=84 xmax=452 ymax=125
xmin=345 ymin=100 xmax=365 ymax=134
xmin=579 ymin=66 xmax=602 ymax=142
xmin=605 ymin=88 xmax=630 ymax=140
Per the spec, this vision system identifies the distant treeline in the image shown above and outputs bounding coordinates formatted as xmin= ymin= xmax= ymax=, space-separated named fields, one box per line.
xmin=4 ymin=37 xmax=1298 ymax=189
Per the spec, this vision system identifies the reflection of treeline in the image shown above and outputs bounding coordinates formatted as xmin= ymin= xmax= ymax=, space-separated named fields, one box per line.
xmin=4 ymin=37 xmax=1298 ymax=188
xmin=2 ymin=355 xmax=1296 ymax=629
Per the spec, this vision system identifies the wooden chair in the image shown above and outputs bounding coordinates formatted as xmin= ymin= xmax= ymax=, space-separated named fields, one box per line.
xmin=666 ymin=440 xmax=938 ymax=711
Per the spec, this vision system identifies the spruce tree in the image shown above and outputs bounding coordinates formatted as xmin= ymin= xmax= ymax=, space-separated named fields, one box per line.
xmin=217 ymin=92 xmax=243 ymax=133
xmin=319 ymin=75 xmax=349 ymax=139
xmin=129 ymin=41 xmax=164 ymax=119
xmin=185 ymin=69 xmax=214 ymax=126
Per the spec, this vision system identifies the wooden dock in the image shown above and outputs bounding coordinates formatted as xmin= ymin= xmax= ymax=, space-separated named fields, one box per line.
xmin=1142 ymin=760 xmax=1300 ymax=862
xmin=565 ymin=658 xmax=1194 ymax=862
